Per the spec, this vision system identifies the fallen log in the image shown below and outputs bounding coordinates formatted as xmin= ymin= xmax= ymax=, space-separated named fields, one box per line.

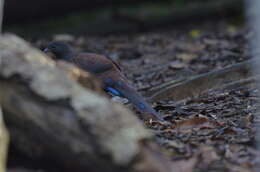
xmin=0 ymin=34 xmax=171 ymax=172
xmin=55 ymin=60 xmax=105 ymax=95
xmin=150 ymin=59 xmax=255 ymax=102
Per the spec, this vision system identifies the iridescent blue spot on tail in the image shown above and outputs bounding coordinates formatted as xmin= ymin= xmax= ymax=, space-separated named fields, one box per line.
xmin=138 ymin=103 xmax=146 ymax=109
xmin=106 ymin=87 xmax=121 ymax=96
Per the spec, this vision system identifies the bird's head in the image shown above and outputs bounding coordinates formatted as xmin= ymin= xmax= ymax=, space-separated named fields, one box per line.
xmin=44 ymin=41 xmax=73 ymax=60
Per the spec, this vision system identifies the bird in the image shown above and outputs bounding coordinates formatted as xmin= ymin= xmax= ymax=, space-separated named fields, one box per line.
xmin=43 ymin=41 xmax=165 ymax=122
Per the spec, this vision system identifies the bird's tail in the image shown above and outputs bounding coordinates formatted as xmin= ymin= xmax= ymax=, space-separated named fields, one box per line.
xmin=111 ymin=80 xmax=165 ymax=122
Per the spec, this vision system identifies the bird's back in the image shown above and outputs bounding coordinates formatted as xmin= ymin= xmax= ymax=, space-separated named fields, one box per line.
xmin=70 ymin=53 xmax=121 ymax=74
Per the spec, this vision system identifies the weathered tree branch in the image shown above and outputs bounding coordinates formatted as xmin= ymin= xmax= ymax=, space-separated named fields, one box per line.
xmin=150 ymin=59 xmax=255 ymax=102
xmin=0 ymin=34 xmax=171 ymax=172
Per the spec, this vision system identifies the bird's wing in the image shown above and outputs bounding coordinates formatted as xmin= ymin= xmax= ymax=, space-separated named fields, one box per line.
xmin=71 ymin=53 xmax=116 ymax=74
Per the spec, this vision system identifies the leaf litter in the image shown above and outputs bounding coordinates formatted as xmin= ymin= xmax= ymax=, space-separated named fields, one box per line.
xmin=30 ymin=20 xmax=259 ymax=171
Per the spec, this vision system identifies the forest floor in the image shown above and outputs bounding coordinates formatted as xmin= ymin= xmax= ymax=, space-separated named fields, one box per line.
xmin=9 ymin=19 xmax=259 ymax=172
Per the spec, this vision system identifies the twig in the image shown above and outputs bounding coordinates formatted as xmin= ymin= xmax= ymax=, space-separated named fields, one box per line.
xmin=149 ymin=59 xmax=255 ymax=102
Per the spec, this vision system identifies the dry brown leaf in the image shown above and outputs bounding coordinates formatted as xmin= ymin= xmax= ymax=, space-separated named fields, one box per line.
xmin=176 ymin=42 xmax=205 ymax=53
xmin=169 ymin=61 xmax=187 ymax=69
xmin=176 ymin=53 xmax=198 ymax=63
xmin=173 ymin=116 xmax=216 ymax=132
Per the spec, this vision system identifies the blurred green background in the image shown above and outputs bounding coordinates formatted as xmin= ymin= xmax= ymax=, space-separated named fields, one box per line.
xmin=3 ymin=0 xmax=243 ymax=38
